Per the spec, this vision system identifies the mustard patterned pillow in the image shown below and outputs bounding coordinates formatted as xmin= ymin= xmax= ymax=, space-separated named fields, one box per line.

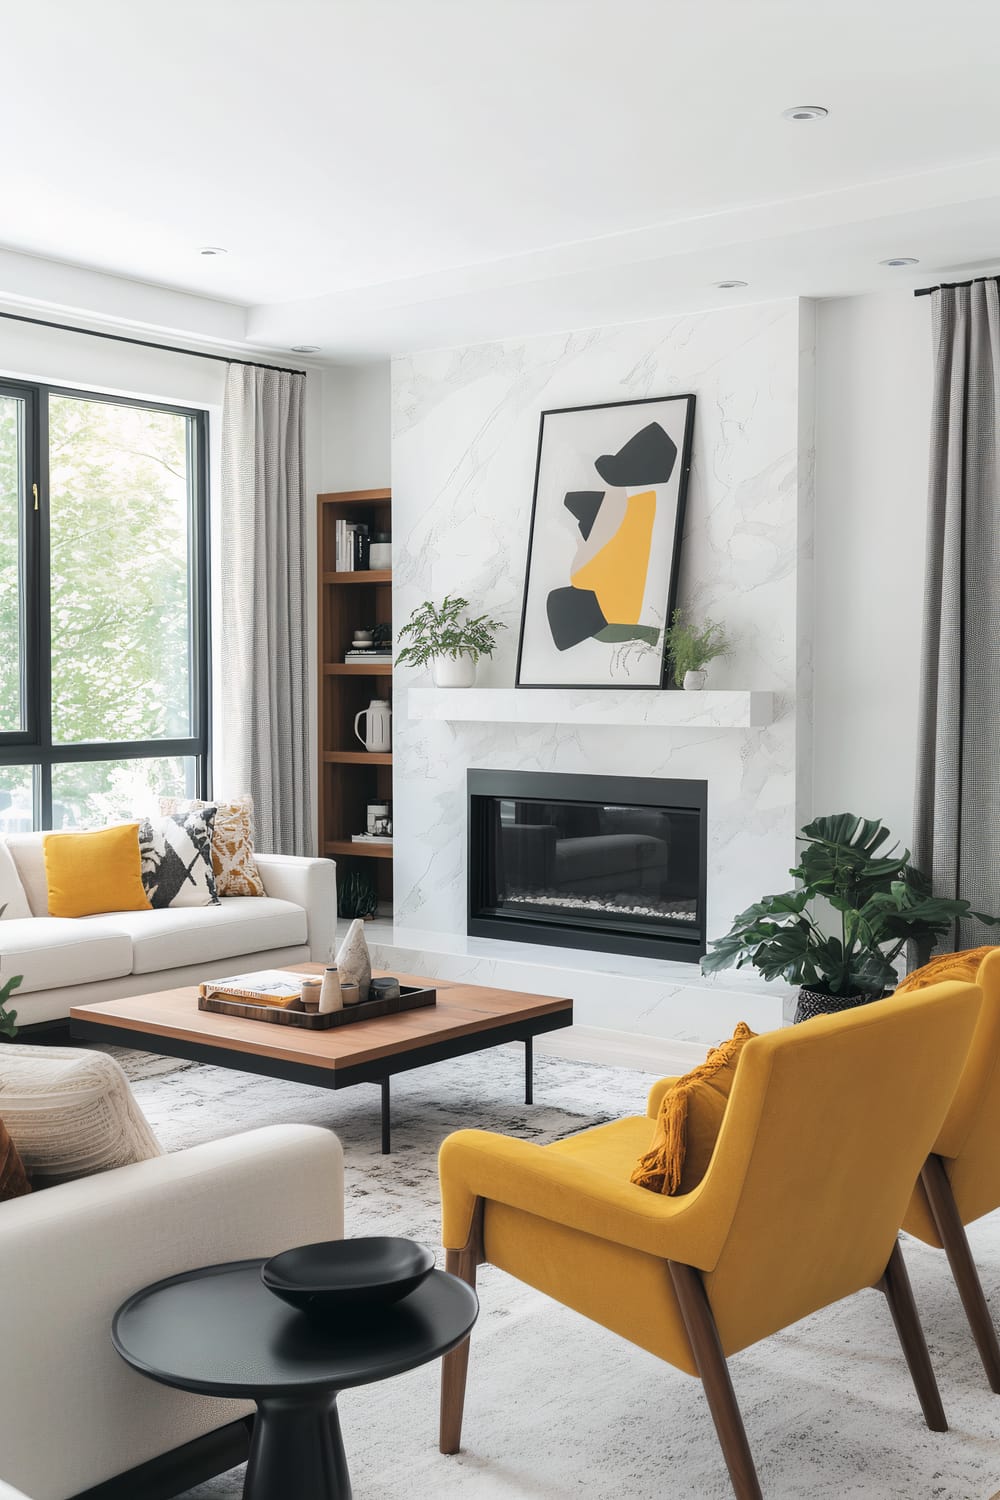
xmin=159 ymin=794 xmax=264 ymax=897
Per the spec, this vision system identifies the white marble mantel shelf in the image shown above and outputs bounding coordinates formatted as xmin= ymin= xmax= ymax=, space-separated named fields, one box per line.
xmin=405 ymin=687 xmax=775 ymax=730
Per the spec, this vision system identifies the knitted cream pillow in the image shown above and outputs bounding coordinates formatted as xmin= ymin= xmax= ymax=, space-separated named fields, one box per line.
xmin=160 ymin=795 xmax=264 ymax=897
xmin=0 ymin=1045 xmax=161 ymax=1186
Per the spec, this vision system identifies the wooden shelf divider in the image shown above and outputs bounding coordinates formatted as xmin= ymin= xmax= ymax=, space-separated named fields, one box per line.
xmin=318 ymin=488 xmax=393 ymax=906
xmin=324 ymin=750 xmax=392 ymax=765
xmin=323 ymin=662 xmax=392 ymax=676
xmin=324 ymin=839 xmax=394 ymax=861
xmin=322 ymin=570 xmax=392 ymax=586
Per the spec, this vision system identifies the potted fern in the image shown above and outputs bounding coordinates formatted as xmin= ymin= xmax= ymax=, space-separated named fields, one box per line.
xmin=702 ymin=814 xmax=999 ymax=1022
xmin=396 ymin=595 xmax=506 ymax=687
xmin=664 ymin=610 xmax=729 ymax=689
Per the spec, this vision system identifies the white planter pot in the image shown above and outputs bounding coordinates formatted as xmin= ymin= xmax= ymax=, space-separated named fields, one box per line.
xmin=432 ymin=653 xmax=477 ymax=688
xmin=683 ymin=669 xmax=707 ymax=691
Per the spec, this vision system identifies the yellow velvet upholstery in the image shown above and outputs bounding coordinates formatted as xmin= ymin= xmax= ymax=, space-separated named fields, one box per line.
xmin=440 ymin=981 xmax=981 ymax=1379
xmin=903 ymin=949 xmax=1000 ymax=1247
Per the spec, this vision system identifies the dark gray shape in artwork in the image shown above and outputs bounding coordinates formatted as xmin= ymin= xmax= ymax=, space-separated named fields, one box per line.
xmin=563 ymin=490 xmax=604 ymax=540
xmin=595 ymin=421 xmax=677 ymax=488
xmin=546 ymin=585 xmax=608 ymax=651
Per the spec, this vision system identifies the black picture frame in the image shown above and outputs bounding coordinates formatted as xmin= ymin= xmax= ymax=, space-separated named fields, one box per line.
xmin=515 ymin=393 xmax=695 ymax=690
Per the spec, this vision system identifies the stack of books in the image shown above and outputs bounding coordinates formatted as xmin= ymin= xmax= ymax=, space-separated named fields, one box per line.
xmin=344 ymin=646 xmax=393 ymax=663
xmin=351 ymin=832 xmax=393 ymax=844
xmin=335 ymin=519 xmax=370 ymax=572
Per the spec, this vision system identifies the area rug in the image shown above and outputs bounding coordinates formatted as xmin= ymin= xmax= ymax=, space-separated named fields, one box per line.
xmin=108 ymin=1044 xmax=1000 ymax=1499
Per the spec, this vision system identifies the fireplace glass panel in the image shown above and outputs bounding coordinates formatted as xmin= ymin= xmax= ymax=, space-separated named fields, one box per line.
xmin=470 ymin=779 xmax=705 ymax=960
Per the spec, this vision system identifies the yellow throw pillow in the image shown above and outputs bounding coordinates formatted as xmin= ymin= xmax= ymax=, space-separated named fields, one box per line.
xmin=631 ymin=1021 xmax=757 ymax=1195
xmin=895 ymin=946 xmax=993 ymax=994
xmin=43 ymin=824 xmax=151 ymax=919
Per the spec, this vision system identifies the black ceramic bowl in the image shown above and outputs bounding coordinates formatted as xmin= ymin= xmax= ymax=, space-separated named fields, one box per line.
xmin=261 ymin=1237 xmax=435 ymax=1315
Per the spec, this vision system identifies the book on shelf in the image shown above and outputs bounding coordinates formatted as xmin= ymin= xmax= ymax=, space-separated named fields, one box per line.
xmin=351 ymin=833 xmax=393 ymax=843
xmin=198 ymin=969 xmax=307 ymax=1008
xmin=335 ymin=520 xmax=370 ymax=572
xmin=344 ymin=650 xmax=392 ymax=662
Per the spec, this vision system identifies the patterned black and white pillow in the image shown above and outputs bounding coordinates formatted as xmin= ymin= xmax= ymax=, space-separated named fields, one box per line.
xmin=138 ymin=809 xmax=220 ymax=908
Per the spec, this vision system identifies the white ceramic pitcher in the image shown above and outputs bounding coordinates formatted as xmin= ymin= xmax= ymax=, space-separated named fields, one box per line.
xmin=354 ymin=698 xmax=392 ymax=753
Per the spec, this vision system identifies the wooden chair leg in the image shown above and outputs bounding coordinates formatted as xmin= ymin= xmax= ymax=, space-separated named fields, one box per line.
xmin=669 ymin=1261 xmax=763 ymax=1500
xmin=440 ymin=1201 xmax=484 ymax=1455
xmin=878 ymin=1238 xmax=948 ymax=1431
xmin=921 ymin=1154 xmax=1000 ymax=1394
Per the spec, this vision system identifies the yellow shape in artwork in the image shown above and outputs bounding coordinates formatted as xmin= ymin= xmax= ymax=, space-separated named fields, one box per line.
xmin=570 ymin=490 xmax=655 ymax=624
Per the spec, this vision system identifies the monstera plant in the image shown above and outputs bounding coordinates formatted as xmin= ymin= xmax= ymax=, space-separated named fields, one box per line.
xmin=702 ymin=814 xmax=999 ymax=1022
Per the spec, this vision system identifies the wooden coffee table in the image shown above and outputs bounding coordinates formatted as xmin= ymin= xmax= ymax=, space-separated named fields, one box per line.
xmin=69 ymin=966 xmax=573 ymax=1153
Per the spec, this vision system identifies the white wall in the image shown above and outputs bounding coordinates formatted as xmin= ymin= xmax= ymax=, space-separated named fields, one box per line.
xmin=320 ymin=363 xmax=391 ymax=490
xmin=812 ymin=292 xmax=932 ymax=848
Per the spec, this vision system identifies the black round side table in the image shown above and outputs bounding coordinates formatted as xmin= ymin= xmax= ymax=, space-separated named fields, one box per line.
xmin=113 ymin=1257 xmax=478 ymax=1500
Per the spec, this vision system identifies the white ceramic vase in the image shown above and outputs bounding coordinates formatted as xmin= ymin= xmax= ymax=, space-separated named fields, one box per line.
xmin=683 ymin=669 xmax=707 ymax=691
xmin=432 ymin=653 xmax=476 ymax=688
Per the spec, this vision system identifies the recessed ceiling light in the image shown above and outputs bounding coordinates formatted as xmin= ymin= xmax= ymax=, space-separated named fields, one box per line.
xmin=713 ymin=280 xmax=749 ymax=290
xmin=199 ymin=246 xmax=227 ymax=256
xmin=291 ymin=345 xmax=321 ymax=354
xmin=879 ymin=257 xmax=920 ymax=268
xmin=782 ymin=105 xmax=829 ymax=121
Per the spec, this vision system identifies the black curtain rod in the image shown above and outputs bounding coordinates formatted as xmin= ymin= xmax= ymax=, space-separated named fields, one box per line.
xmin=914 ymin=273 xmax=1000 ymax=298
xmin=0 ymin=306 xmax=307 ymax=375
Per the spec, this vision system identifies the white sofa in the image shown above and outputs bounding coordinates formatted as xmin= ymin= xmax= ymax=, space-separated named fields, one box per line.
xmin=0 ymin=1123 xmax=344 ymax=1500
xmin=0 ymin=833 xmax=337 ymax=1026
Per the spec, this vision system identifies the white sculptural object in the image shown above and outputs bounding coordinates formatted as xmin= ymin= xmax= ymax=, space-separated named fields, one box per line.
xmin=335 ymin=918 xmax=372 ymax=1003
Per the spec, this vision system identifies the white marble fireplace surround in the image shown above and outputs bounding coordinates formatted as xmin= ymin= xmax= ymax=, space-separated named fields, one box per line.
xmin=382 ymin=299 xmax=815 ymax=1047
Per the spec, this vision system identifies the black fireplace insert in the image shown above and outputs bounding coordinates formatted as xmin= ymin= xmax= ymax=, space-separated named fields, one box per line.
xmin=467 ymin=769 xmax=707 ymax=961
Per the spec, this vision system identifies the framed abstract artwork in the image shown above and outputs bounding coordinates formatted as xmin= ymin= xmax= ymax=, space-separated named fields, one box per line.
xmin=515 ymin=394 xmax=696 ymax=689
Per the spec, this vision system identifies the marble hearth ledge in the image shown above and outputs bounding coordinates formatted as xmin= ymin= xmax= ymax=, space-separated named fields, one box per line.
xmin=365 ymin=919 xmax=791 ymax=1051
xmin=405 ymin=687 xmax=775 ymax=729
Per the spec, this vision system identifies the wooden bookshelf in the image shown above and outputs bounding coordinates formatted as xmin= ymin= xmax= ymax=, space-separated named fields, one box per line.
xmin=317 ymin=488 xmax=392 ymax=909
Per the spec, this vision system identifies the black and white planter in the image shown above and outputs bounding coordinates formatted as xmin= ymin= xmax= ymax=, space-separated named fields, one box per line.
xmin=793 ymin=987 xmax=878 ymax=1025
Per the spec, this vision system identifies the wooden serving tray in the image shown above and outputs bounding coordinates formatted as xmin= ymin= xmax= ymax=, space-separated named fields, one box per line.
xmin=197 ymin=984 xmax=437 ymax=1030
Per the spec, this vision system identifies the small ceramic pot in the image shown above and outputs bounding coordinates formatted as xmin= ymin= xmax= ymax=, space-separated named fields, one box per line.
xmin=432 ymin=653 xmax=476 ymax=688
xmin=683 ymin=669 xmax=707 ymax=691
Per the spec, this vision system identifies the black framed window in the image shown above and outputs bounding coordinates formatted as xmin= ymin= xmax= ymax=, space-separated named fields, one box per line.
xmin=0 ymin=381 xmax=210 ymax=830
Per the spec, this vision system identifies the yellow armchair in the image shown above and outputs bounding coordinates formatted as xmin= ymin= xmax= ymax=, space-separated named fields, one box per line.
xmin=901 ymin=947 xmax=1000 ymax=1390
xmin=439 ymin=981 xmax=981 ymax=1500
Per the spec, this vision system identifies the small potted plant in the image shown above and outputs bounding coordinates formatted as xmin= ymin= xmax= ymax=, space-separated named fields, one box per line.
xmin=664 ymin=609 xmax=729 ymax=690
xmin=0 ymin=905 xmax=22 ymax=1040
xmin=702 ymin=813 xmax=999 ymax=1022
xmin=396 ymin=595 xmax=506 ymax=687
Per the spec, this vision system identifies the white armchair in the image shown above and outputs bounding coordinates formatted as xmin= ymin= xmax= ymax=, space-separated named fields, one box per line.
xmin=0 ymin=1123 xmax=343 ymax=1500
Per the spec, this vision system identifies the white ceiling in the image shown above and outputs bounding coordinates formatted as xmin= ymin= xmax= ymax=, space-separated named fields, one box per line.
xmin=2 ymin=0 xmax=1000 ymax=358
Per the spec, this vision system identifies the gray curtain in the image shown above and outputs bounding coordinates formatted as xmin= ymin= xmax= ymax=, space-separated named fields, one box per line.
xmin=914 ymin=280 xmax=1000 ymax=945
xmin=220 ymin=363 xmax=311 ymax=855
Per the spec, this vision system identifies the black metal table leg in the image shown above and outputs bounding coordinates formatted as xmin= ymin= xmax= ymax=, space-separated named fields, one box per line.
xmin=524 ymin=1036 xmax=533 ymax=1105
xmin=244 ymin=1393 xmax=352 ymax=1500
xmin=380 ymin=1077 xmax=391 ymax=1154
